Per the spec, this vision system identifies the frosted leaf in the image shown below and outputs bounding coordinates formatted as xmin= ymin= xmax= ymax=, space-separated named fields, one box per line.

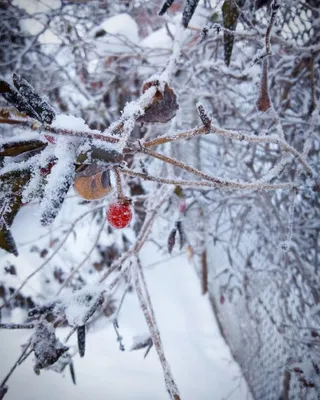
xmin=12 ymin=73 xmax=55 ymax=124
xmin=0 ymin=225 xmax=18 ymax=256
xmin=167 ymin=227 xmax=177 ymax=254
xmin=196 ymin=103 xmax=211 ymax=127
xmin=32 ymin=322 xmax=69 ymax=370
xmin=175 ymin=220 xmax=186 ymax=250
xmin=256 ymin=60 xmax=271 ymax=112
xmin=0 ymin=139 xmax=46 ymax=158
xmin=137 ymin=81 xmax=179 ymax=124
xmin=77 ymin=325 xmax=86 ymax=357
xmin=0 ymin=79 xmax=40 ymax=121
xmin=158 ymin=0 xmax=175 ymax=16
xmin=39 ymin=137 xmax=76 ymax=225
xmin=181 ymin=0 xmax=200 ymax=28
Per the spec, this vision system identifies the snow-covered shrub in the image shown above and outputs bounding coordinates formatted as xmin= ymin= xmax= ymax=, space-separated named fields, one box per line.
xmin=0 ymin=1 xmax=319 ymax=399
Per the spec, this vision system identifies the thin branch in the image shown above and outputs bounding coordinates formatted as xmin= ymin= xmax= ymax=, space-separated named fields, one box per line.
xmin=132 ymin=257 xmax=180 ymax=400
xmin=0 ymin=341 xmax=32 ymax=389
xmin=140 ymin=149 xmax=295 ymax=190
xmin=0 ymin=117 xmax=119 ymax=144
xmin=0 ymin=323 xmax=34 ymax=329
xmin=119 ymin=167 xmax=294 ymax=190
xmin=114 ymin=167 xmax=125 ymax=199
xmin=143 ymin=125 xmax=314 ymax=176
xmin=0 ymin=206 xmax=105 ymax=310
xmin=56 ymin=219 xmax=106 ymax=295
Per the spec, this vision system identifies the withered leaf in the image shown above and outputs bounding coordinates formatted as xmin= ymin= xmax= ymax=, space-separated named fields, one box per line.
xmin=197 ymin=104 xmax=211 ymax=127
xmin=74 ymin=166 xmax=112 ymax=201
xmin=77 ymin=147 xmax=124 ymax=165
xmin=69 ymin=360 xmax=76 ymax=385
xmin=138 ymin=82 xmax=179 ymax=124
xmin=158 ymin=0 xmax=175 ymax=15
xmin=40 ymin=166 xmax=75 ymax=226
xmin=0 ymin=225 xmax=18 ymax=256
xmin=256 ymin=59 xmax=271 ymax=112
xmin=182 ymin=0 xmax=200 ymax=28
xmin=0 ymin=169 xmax=31 ymax=256
xmin=175 ymin=220 xmax=186 ymax=250
xmin=0 ymin=140 xmax=47 ymax=158
xmin=0 ymin=79 xmax=40 ymax=121
xmin=32 ymin=322 xmax=69 ymax=370
xmin=167 ymin=228 xmax=177 ymax=254
xmin=222 ymin=0 xmax=246 ymax=66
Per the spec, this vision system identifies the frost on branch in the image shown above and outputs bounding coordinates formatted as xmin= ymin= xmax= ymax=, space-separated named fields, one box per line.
xmin=39 ymin=155 xmax=75 ymax=226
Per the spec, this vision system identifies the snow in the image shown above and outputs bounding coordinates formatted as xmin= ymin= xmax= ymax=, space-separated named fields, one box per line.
xmin=0 ymin=208 xmax=251 ymax=399
xmin=51 ymin=115 xmax=96 ymax=133
xmin=140 ymin=21 xmax=177 ymax=68
xmin=90 ymin=13 xmax=139 ymax=56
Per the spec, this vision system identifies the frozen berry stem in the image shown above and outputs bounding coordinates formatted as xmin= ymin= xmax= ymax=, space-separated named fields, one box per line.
xmin=114 ymin=167 xmax=124 ymax=200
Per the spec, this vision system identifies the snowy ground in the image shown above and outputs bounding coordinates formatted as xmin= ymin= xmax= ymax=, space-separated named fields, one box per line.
xmin=0 ymin=208 xmax=251 ymax=400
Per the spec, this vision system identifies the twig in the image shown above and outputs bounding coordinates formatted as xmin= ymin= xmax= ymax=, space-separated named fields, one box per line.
xmin=0 ymin=117 xmax=119 ymax=144
xmin=56 ymin=219 xmax=106 ymax=295
xmin=143 ymin=125 xmax=314 ymax=176
xmin=119 ymin=167 xmax=294 ymax=190
xmin=0 ymin=323 xmax=34 ymax=329
xmin=132 ymin=257 xmax=181 ymax=400
xmin=0 ymin=206 xmax=105 ymax=310
xmin=0 ymin=341 xmax=32 ymax=388
xmin=114 ymin=167 xmax=125 ymax=199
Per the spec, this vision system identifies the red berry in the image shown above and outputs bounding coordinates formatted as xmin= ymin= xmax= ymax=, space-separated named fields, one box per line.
xmin=44 ymin=134 xmax=56 ymax=144
xmin=107 ymin=201 xmax=132 ymax=229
